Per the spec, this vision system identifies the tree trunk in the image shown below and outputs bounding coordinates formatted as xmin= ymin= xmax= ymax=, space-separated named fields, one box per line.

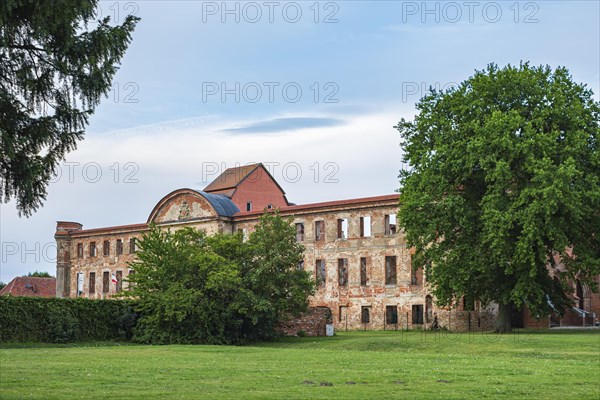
xmin=495 ymin=303 xmax=512 ymax=333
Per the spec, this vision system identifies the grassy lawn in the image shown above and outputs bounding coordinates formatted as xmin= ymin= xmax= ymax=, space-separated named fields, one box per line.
xmin=1 ymin=330 xmax=598 ymax=399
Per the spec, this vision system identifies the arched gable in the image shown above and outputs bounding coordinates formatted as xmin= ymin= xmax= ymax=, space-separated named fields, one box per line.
xmin=147 ymin=189 xmax=239 ymax=224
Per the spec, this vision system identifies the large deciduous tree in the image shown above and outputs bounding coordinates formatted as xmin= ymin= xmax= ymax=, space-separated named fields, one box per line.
xmin=396 ymin=63 xmax=599 ymax=332
xmin=125 ymin=211 xmax=315 ymax=344
xmin=0 ymin=0 xmax=139 ymax=216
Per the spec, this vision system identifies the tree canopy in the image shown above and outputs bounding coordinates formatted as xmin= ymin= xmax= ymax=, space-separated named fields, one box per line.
xmin=24 ymin=271 xmax=53 ymax=277
xmin=396 ymin=63 xmax=600 ymax=332
xmin=0 ymin=0 xmax=139 ymax=216
xmin=125 ymin=212 xmax=315 ymax=344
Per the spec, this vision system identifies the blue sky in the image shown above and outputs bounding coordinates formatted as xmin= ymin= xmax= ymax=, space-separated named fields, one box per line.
xmin=1 ymin=0 xmax=599 ymax=282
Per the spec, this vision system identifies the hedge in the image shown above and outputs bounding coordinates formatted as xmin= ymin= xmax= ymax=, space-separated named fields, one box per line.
xmin=0 ymin=297 xmax=137 ymax=343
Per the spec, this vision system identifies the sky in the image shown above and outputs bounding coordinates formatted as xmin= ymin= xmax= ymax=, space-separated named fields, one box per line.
xmin=1 ymin=0 xmax=599 ymax=283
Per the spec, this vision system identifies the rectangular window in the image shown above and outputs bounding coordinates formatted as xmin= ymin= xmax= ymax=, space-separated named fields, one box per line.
xmin=385 ymin=256 xmax=397 ymax=285
xmin=295 ymin=223 xmax=305 ymax=242
xmin=129 ymin=238 xmax=136 ymax=254
xmin=384 ymin=214 xmax=397 ymax=235
xmin=412 ymin=304 xmax=424 ymax=325
xmin=103 ymin=240 xmax=110 ymax=256
xmin=102 ymin=271 xmax=109 ymax=293
xmin=315 ymin=259 xmax=326 ymax=287
xmin=116 ymin=270 xmax=123 ymax=292
xmin=246 ymin=201 xmax=252 ymax=211
xmin=315 ymin=220 xmax=325 ymax=241
xmin=89 ymin=242 xmax=96 ymax=257
xmin=76 ymin=272 xmax=84 ymax=295
xmin=360 ymin=216 xmax=371 ymax=237
xmin=77 ymin=243 xmax=83 ymax=258
xmin=116 ymin=239 xmax=123 ymax=255
xmin=386 ymin=305 xmax=398 ymax=324
xmin=337 ymin=218 xmax=348 ymax=239
xmin=361 ymin=306 xmax=370 ymax=324
xmin=338 ymin=258 xmax=348 ymax=287
xmin=89 ymin=272 xmax=96 ymax=295
xmin=360 ymin=257 xmax=368 ymax=286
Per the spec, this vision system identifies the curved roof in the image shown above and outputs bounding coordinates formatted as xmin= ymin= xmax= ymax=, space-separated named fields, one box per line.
xmin=198 ymin=191 xmax=240 ymax=216
xmin=147 ymin=188 xmax=240 ymax=223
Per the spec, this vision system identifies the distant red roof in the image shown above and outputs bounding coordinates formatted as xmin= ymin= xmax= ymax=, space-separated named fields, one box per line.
xmin=0 ymin=277 xmax=56 ymax=298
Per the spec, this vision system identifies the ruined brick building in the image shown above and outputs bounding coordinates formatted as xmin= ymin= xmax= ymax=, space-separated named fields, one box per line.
xmin=55 ymin=164 xmax=599 ymax=330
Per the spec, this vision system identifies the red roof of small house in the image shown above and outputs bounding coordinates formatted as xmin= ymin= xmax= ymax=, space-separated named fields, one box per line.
xmin=0 ymin=277 xmax=56 ymax=298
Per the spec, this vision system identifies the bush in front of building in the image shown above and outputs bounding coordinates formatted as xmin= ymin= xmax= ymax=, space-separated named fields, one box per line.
xmin=0 ymin=296 xmax=137 ymax=343
xmin=125 ymin=212 xmax=315 ymax=344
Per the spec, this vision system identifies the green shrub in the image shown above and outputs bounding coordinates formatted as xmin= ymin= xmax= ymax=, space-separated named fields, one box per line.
xmin=0 ymin=297 xmax=137 ymax=343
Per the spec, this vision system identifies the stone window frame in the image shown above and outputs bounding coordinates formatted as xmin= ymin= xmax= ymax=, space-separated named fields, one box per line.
xmin=89 ymin=272 xmax=96 ymax=295
xmin=385 ymin=255 xmax=397 ymax=285
xmin=315 ymin=259 xmax=326 ymax=287
xmin=386 ymin=305 xmax=398 ymax=324
xmin=361 ymin=306 xmax=371 ymax=324
xmin=384 ymin=214 xmax=397 ymax=236
xmin=360 ymin=257 xmax=368 ymax=286
xmin=359 ymin=216 xmax=372 ymax=238
xmin=315 ymin=220 xmax=325 ymax=241
xmin=412 ymin=304 xmax=424 ymax=325
xmin=295 ymin=222 xmax=304 ymax=242
xmin=336 ymin=218 xmax=348 ymax=240
xmin=102 ymin=271 xmax=110 ymax=293
xmin=129 ymin=238 xmax=136 ymax=254
xmin=337 ymin=258 xmax=348 ymax=287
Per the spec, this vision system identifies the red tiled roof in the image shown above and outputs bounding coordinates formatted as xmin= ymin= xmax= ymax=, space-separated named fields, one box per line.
xmin=0 ymin=277 xmax=56 ymax=298
xmin=203 ymin=164 xmax=261 ymax=193
xmin=234 ymin=194 xmax=400 ymax=218
xmin=70 ymin=223 xmax=149 ymax=237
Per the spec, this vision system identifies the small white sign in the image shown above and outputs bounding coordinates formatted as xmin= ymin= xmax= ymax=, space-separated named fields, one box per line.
xmin=326 ymin=324 xmax=334 ymax=336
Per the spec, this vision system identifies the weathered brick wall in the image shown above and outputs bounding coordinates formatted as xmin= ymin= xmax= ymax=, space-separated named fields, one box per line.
xmin=277 ymin=307 xmax=333 ymax=337
xmin=235 ymin=200 xmax=443 ymax=331
xmin=557 ymin=309 xmax=594 ymax=327
xmin=435 ymin=308 xmax=497 ymax=332
xmin=67 ymin=229 xmax=145 ymax=298
xmin=60 ymin=217 xmax=232 ymax=299
xmin=229 ymin=166 xmax=288 ymax=211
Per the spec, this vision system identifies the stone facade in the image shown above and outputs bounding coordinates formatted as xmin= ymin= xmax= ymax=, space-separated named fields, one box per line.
xmin=277 ymin=307 xmax=333 ymax=337
xmin=55 ymin=163 xmax=600 ymax=330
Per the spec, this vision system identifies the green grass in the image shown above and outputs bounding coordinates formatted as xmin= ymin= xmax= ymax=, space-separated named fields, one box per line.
xmin=1 ymin=330 xmax=599 ymax=399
